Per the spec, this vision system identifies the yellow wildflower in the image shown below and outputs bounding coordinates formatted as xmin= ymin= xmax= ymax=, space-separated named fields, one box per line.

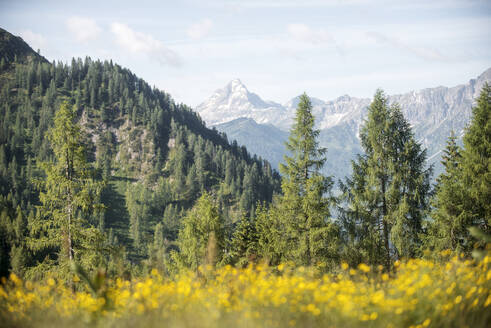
xmin=358 ymin=263 xmax=370 ymax=273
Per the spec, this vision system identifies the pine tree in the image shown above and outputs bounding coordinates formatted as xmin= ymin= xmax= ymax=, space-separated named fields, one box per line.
xmin=341 ymin=90 xmax=431 ymax=269
xmin=277 ymin=93 xmax=337 ymax=266
xmin=10 ymin=206 xmax=28 ymax=276
xmin=150 ymin=222 xmax=167 ymax=272
xmin=254 ymin=203 xmax=288 ymax=265
xmin=185 ymin=164 xmax=199 ymax=200
xmin=426 ymin=132 xmax=466 ymax=252
xmin=460 ymin=83 xmax=491 ymax=234
xmin=229 ymin=215 xmax=257 ymax=267
xmin=239 ymin=169 xmax=254 ymax=214
xmin=172 ymin=193 xmax=224 ymax=271
xmin=125 ymin=182 xmax=150 ymax=253
xmin=29 ymin=102 xmax=103 ymax=277
xmin=428 ymin=84 xmax=491 ymax=256
xmin=162 ymin=203 xmax=179 ymax=240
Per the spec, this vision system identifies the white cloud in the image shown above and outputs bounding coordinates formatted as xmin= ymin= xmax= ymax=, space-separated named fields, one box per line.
xmin=110 ymin=22 xmax=182 ymax=67
xmin=366 ymin=31 xmax=448 ymax=61
xmin=287 ymin=23 xmax=332 ymax=45
xmin=187 ymin=19 xmax=213 ymax=39
xmin=18 ymin=30 xmax=46 ymax=51
xmin=66 ymin=16 xmax=101 ymax=42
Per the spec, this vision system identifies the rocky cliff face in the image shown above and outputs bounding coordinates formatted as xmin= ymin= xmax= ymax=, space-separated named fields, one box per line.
xmin=197 ymin=68 xmax=491 ymax=181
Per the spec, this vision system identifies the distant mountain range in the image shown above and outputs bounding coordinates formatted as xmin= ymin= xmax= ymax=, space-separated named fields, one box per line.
xmin=196 ymin=69 xmax=491 ymax=181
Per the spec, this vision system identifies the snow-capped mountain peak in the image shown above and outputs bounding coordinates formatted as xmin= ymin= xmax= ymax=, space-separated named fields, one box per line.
xmin=224 ymin=79 xmax=248 ymax=99
xmin=196 ymin=79 xmax=287 ymax=127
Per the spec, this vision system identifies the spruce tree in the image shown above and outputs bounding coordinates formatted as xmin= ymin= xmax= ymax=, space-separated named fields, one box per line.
xmin=341 ymin=90 xmax=431 ymax=269
xmin=150 ymin=222 xmax=167 ymax=273
xmin=229 ymin=215 xmax=257 ymax=267
xmin=255 ymin=203 xmax=285 ymax=265
xmin=427 ymin=84 xmax=490 ymax=256
xmin=172 ymin=193 xmax=224 ymax=271
xmin=29 ymin=102 xmax=103 ymax=277
xmin=278 ymin=93 xmax=337 ymax=266
xmin=125 ymin=182 xmax=150 ymax=253
xmin=426 ymin=132 xmax=466 ymax=252
xmin=460 ymin=83 xmax=491 ymax=234
xmin=10 ymin=206 xmax=28 ymax=276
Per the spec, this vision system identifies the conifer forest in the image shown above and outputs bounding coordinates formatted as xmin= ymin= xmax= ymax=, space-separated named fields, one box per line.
xmin=0 ymin=16 xmax=490 ymax=328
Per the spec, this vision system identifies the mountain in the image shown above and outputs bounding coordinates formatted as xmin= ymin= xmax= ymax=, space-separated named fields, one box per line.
xmin=0 ymin=28 xmax=281 ymax=269
xmin=0 ymin=27 xmax=47 ymax=64
xmin=196 ymin=79 xmax=291 ymax=129
xmin=215 ymin=118 xmax=288 ymax=169
xmin=196 ymin=69 xmax=491 ymax=180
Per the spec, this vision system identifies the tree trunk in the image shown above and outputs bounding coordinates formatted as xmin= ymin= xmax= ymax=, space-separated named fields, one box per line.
xmin=66 ymin=149 xmax=74 ymax=262
xmin=68 ymin=204 xmax=73 ymax=261
xmin=381 ymin=176 xmax=390 ymax=270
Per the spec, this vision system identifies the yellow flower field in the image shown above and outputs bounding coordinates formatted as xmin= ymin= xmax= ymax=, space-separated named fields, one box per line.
xmin=1 ymin=255 xmax=490 ymax=328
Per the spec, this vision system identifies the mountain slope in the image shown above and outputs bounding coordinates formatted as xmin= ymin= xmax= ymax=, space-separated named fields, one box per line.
xmin=0 ymin=28 xmax=281 ymax=266
xmin=0 ymin=27 xmax=47 ymax=64
xmin=215 ymin=118 xmax=288 ymax=169
xmin=196 ymin=69 xmax=491 ymax=180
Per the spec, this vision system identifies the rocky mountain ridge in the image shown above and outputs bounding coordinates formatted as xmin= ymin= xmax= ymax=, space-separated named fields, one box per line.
xmin=198 ymin=68 xmax=491 ymax=180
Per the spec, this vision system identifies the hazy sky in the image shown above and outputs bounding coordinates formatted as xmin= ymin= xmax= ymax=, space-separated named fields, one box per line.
xmin=1 ymin=0 xmax=490 ymax=106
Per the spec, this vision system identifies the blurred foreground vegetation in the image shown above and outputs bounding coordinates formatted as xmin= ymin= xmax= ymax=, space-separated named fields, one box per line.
xmin=1 ymin=254 xmax=490 ymax=328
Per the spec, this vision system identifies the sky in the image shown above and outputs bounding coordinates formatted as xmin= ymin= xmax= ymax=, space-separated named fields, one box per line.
xmin=1 ymin=0 xmax=490 ymax=107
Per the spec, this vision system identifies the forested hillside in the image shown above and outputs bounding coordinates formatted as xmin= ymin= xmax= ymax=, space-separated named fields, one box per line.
xmin=0 ymin=28 xmax=281 ymax=276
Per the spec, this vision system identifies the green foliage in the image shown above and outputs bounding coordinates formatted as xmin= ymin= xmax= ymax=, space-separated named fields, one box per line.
xmin=228 ymin=214 xmax=258 ymax=267
xmin=460 ymin=83 xmax=491 ymax=234
xmin=27 ymin=102 xmax=104 ymax=279
xmin=125 ymin=182 xmax=151 ymax=253
xmin=468 ymin=226 xmax=491 ymax=261
xmin=172 ymin=193 xmax=225 ymax=271
xmin=425 ymin=132 xmax=467 ymax=252
xmin=426 ymin=84 xmax=491 ymax=257
xmin=147 ymin=222 xmax=169 ymax=273
xmin=340 ymin=90 xmax=431 ymax=269
xmin=275 ymin=93 xmax=338 ymax=266
xmin=0 ymin=197 xmax=29 ymax=277
xmin=253 ymin=203 xmax=281 ymax=265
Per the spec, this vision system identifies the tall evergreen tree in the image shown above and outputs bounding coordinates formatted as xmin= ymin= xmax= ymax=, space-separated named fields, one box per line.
xmin=255 ymin=204 xmax=284 ymax=265
xmin=229 ymin=215 xmax=257 ymax=267
xmin=341 ymin=90 xmax=431 ymax=269
xmin=425 ymin=132 xmax=466 ymax=252
xmin=149 ymin=222 xmax=167 ymax=273
xmin=278 ymin=93 xmax=338 ymax=266
xmin=460 ymin=83 xmax=491 ymax=235
xmin=172 ymin=193 xmax=224 ymax=271
xmin=29 ymin=102 xmax=103 ymax=277
xmin=427 ymin=84 xmax=491 ymax=256
xmin=10 ymin=206 xmax=28 ymax=276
